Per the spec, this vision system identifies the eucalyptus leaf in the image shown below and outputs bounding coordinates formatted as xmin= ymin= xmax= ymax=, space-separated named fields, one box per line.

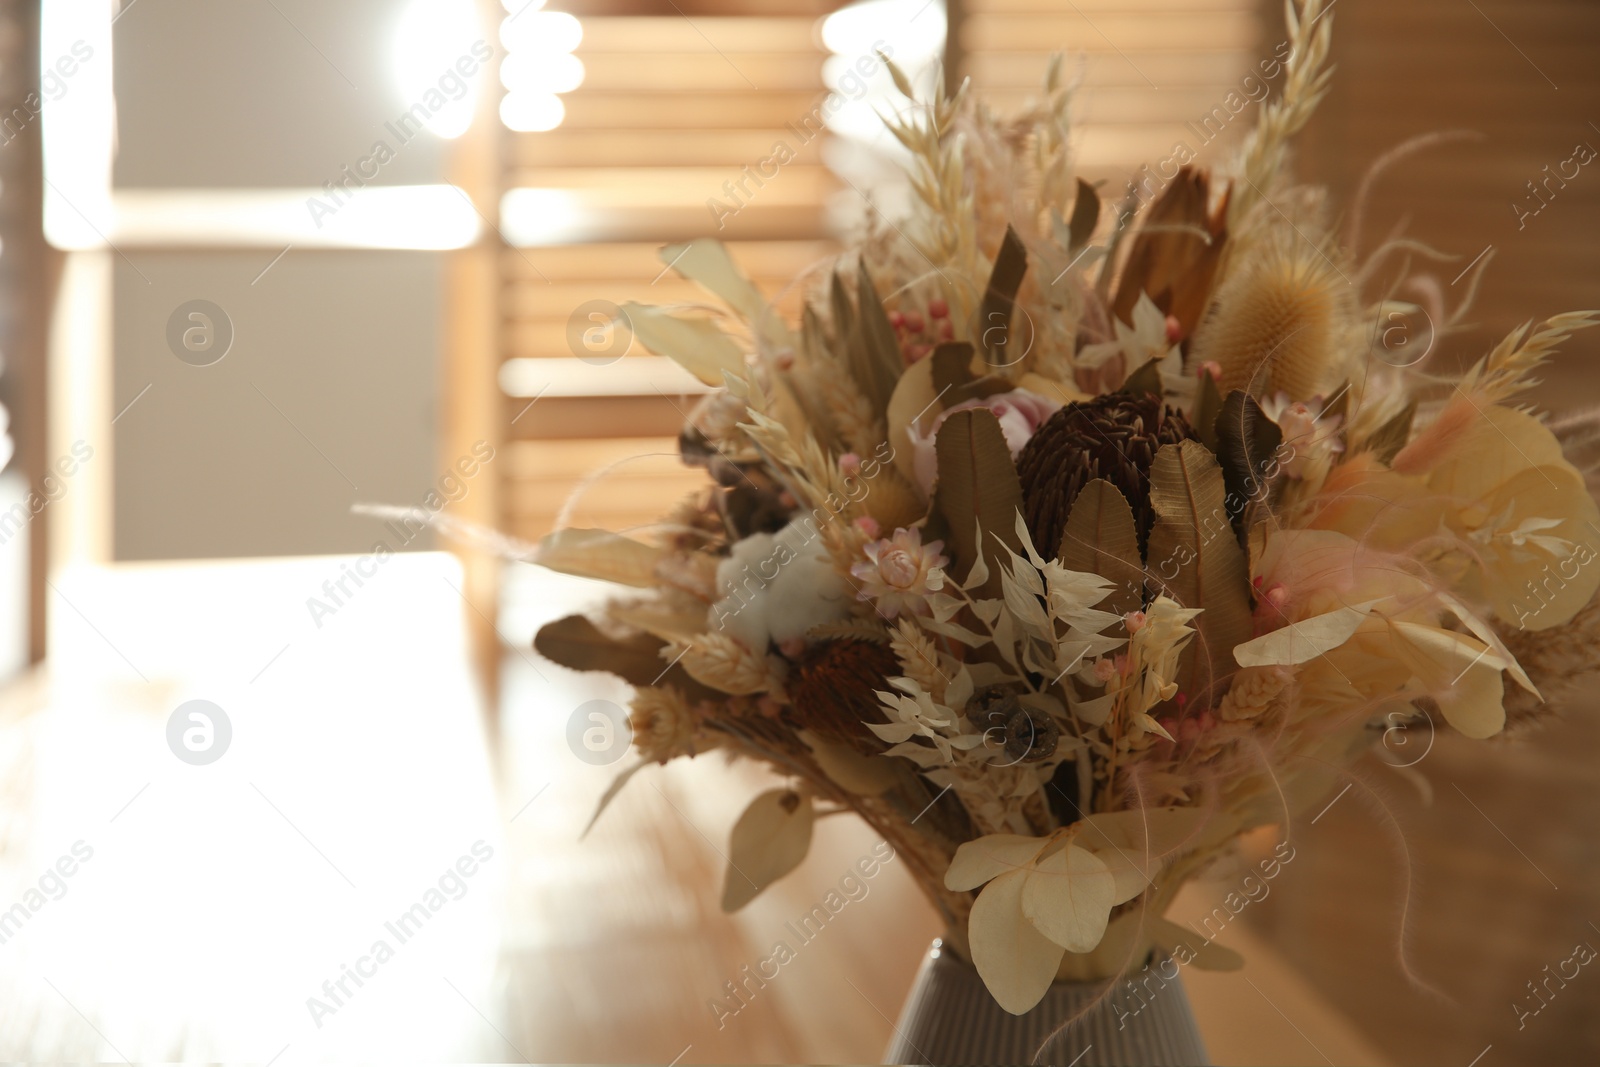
xmin=1233 ymin=600 xmax=1378 ymax=667
xmin=619 ymin=303 xmax=746 ymax=386
xmin=721 ymin=789 xmax=815 ymax=912
xmin=659 ymin=239 xmax=794 ymax=353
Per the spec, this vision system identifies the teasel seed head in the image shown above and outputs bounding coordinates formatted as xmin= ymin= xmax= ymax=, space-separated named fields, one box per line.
xmin=1189 ymin=247 xmax=1349 ymax=402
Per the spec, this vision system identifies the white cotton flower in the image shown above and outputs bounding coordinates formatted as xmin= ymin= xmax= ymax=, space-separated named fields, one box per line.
xmin=709 ymin=518 xmax=852 ymax=652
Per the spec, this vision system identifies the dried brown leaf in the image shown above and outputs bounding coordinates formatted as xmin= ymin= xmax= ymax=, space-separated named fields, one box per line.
xmin=932 ymin=409 xmax=1026 ymax=600
xmin=1145 ymin=440 xmax=1253 ymax=706
xmin=1060 ymin=479 xmax=1144 ymax=616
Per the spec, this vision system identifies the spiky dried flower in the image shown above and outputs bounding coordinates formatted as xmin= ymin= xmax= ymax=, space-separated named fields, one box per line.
xmin=1189 ymin=247 xmax=1349 ymax=402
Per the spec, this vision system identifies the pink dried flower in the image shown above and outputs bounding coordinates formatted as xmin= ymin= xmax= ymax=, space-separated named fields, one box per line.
xmin=850 ymin=527 xmax=948 ymax=618
xmin=1259 ymin=390 xmax=1345 ymax=478
xmin=907 ymin=388 xmax=1063 ymax=494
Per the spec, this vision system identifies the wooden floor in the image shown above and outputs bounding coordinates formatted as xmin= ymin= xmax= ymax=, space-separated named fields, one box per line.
xmin=0 ymin=555 xmax=1584 ymax=1063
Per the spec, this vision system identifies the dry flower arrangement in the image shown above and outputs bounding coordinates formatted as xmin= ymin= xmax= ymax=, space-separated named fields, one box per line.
xmin=530 ymin=0 xmax=1600 ymax=1015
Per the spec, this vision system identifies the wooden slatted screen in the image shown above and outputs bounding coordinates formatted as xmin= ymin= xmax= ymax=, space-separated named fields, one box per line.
xmin=498 ymin=1 xmax=843 ymax=541
xmin=955 ymin=0 xmax=1266 ymax=185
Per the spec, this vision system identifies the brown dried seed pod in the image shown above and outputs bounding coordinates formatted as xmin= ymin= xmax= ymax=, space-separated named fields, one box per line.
xmin=971 ymin=686 xmax=1058 ymax=763
xmin=1002 ymin=706 xmax=1059 ymax=763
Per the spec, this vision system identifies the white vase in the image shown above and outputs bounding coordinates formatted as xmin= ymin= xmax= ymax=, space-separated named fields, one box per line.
xmin=884 ymin=939 xmax=1209 ymax=1066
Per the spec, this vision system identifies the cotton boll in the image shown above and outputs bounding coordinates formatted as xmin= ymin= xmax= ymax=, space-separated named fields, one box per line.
xmin=712 ymin=532 xmax=778 ymax=652
xmin=767 ymin=541 xmax=853 ymax=643
xmin=708 ymin=521 xmax=853 ymax=652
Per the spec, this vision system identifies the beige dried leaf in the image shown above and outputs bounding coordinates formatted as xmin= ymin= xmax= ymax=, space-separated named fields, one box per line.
xmin=536 ymin=528 xmax=663 ymax=588
xmin=721 ymin=789 xmax=815 ymax=912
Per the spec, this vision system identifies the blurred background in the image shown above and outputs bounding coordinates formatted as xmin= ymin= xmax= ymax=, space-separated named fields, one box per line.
xmin=0 ymin=0 xmax=1596 ymax=1062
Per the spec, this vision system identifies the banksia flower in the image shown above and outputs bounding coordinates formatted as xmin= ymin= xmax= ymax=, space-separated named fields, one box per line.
xmin=786 ymin=639 xmax=897 ymax=748
xmin=1189 ymin=247 xmax=1348 ymax=401
xmin=1016 ymin=392 xmax=1195 ymax=557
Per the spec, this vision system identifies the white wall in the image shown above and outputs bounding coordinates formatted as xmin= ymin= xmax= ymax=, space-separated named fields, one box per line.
xmin=100 ymin=0 xmax=474 ymax=559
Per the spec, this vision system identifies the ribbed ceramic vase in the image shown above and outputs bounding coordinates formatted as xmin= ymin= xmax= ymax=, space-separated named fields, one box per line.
xmin=884 ymin=940 xmax=1209 ymax=1066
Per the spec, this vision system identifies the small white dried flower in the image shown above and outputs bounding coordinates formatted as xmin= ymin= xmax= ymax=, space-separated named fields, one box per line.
xmin=629 ymin=686 xmax=702 ymax=763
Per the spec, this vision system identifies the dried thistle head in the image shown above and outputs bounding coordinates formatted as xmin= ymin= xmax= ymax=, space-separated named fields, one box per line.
xmin=1189 ymin=242 xmax=1352 ymax=402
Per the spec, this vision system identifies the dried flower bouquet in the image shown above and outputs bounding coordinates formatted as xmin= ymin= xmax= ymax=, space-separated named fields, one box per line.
xmin=532 ymin=0 xmax=1600 ymax=1014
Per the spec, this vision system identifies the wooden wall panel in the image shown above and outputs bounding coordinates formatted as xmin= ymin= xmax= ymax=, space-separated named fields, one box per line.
xmin=1292 ymin=0 xmax=1600 ymax=396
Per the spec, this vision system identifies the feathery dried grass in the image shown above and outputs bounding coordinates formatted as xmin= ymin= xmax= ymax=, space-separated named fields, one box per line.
xmin=1462 ymin=311 xmax=1600 ymax=403
xmin=1229 ymin=0 xmax=1335 ymax=230
xmin=1500 ymin=596 xmax=1600 ymax=732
